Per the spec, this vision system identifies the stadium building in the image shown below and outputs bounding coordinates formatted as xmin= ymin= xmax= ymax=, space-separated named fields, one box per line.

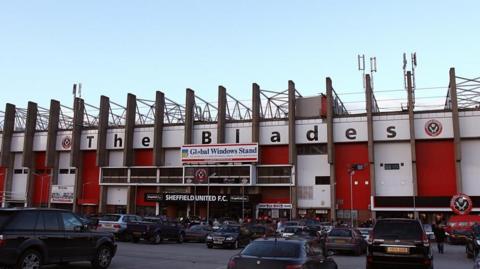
xmin=0 ymin=68 xmax=479 ymax=224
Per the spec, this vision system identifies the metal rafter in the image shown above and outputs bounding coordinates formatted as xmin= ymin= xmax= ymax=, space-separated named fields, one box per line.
xmin=83 ymin=103 xmax=100 ymax=127
xmin=14 ymin=108 xmax=27 ymax=131
xmin=0 ymin=111 xmax=4 ymax=131
xmin=332 ymin=89 xmax=348 ymax=115
xmin=136 ymin=99 xmax=156 ymax=125
xmin=36 ymin=106 xmax=50 ymax=131
xmin=194 ymin=95 xmax=218 ymax=122
xmin=165 ymin=97 xmax=185 ymax=124
xmin=108 ymin=100 xmax=126 ymax=127
xmin=59 ymin=105 xmax=74 ymax=130
xmin=446 ymin=75 xmax=480 ymax=109
xmin=259 ymin=89 xmax=302 ymax=119
xmin=226 ymin=93 xmax=252 ymax=121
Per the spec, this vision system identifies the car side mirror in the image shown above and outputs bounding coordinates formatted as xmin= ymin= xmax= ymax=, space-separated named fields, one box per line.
xmin=326 ymin=250 xmax=335 ymax=257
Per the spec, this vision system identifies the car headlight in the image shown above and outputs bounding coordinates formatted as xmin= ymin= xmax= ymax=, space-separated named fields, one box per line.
xmin=226 ymin=237 xmax=234 ymax=241
xmin=206 ymin=235 xmax=213 ymax=240
xmin=476 ymin=239 xmax=480 ymax=245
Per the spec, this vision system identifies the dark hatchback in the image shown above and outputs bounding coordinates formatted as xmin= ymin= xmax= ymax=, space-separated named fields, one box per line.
xmin=227 ymin=238 xmax=337 ymax=269
xmin=0 ymin=208 xmax=117 ymax=269
xmin=466 ymin=224 xmax=480 ymax=258
xmin=206 ymin=225 xmax=251 ymax=249
xmin=366 ymin=218 xmax=433 ymax=269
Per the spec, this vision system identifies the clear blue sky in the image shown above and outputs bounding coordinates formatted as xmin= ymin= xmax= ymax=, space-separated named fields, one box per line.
xmin=1 ymin=1 xmax=479 ymax=111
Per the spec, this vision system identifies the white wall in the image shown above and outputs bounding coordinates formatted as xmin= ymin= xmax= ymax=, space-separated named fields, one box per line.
xmin=12 ymin=153 xmax=27 ymax=200
xmin=108 ymin=151 xmax=124 ymax=167
xmin=461 ymin=140 xmax=480 ymax=196
xmin=297 ymin=155 xmax=331 ymax=208
xmin=106 ymin=186 xmax=128 ymax=205
xmin=57 ymin=152 xmax=75 ymax=186
xmin=374 ymin=142 xmax=413 ymax=196
xmin=164 ymin=149 xmax=181 ymax=166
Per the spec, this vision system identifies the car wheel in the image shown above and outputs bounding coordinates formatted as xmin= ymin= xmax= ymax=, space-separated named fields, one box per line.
xmin=152 ymin=233 xmax=162 ymax=245
xmin=16 ymin=249 xmax=42 ymax=269
xmin=91 ymin=245 xmax=113 ymax=269
xmin=177 ymin=233 xmax=184 ymax=244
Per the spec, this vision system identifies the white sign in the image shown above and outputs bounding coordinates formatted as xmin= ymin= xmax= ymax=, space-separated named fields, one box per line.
xmin=257 ymin=203 xmax=292 ymax=209
xmin=51 ymin=185 xmax=74 ymax=204
xmin=181 ymin=143 xmax=258 ymax=163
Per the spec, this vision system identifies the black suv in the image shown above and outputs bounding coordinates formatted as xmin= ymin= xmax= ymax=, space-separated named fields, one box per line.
xmin=366 ymin=218 xmax=433 ymax=269
xmin=0 ymin=208 xmax=117 ymax=269
xmin=206 ymin=225 xmax=251 ymax=249
xmin=126 ymin=217 xmax=185 ymax=244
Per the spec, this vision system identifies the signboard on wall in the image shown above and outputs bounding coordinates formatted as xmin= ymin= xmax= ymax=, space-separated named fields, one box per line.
xmin=51 ymin=185 xmax=74 ymax=204
xmin=181 ymin=143 xmax=258 ymax=163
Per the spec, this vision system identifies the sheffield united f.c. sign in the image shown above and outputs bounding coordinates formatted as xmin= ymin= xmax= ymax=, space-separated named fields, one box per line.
xmin=450 ymin=193 xmax=473 ymax=215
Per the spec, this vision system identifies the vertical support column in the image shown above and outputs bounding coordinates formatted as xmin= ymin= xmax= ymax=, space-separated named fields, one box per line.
xmin=252 ymin=83 xmax=260 ymax=143
xmin=449 ymin=68 xmax=463 ymax=193
xmin=365 ymin=75 xmax=376 ymax=219
xmin=124 ymin=94 xmax=137 ymax=214
xmin=326 ymin=78 xmax=336 ymax=221
xmin=153 ymin=91 xmax=165 ymax=166
xmin=23 ymin=102 xmax=38 ymax=207
xmin=97 ymin=96 xmax=109 ymax=214
xmin=288 ymin=80 xmax=297 ymax=218
xmin=184 ymin=89 xmax=195 ymax=145
xmin=1 ymin=104 xmax=15 ymax=205
xmin=70 ymin=97 xmax=84 ymax=213
xmin=45 ymin=100 xmax=60 ymax=209
xmin=406 ymin=72 xmax=419 ymax=218
xmin=217 ymin=86 xmax=227 ymax=144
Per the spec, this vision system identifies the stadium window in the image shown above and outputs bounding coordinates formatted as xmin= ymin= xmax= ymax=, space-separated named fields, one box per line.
xmin=315 ymin=176 xmax=330 ymax=185
xmin=297 ymin=144 xmax=327 ymax=155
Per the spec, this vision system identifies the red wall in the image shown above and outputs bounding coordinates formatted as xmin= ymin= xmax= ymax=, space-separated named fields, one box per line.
xmin=261 ymin=187 xmax=290 ymax=203
xmin=416 ymin=140 xmax=456 ymax=196
xmin=335 ymin=143 xmax=371 ymax=210
xmin=0 ymin=167 xmax=6 ymax=201
xmin=260 ymin=146 xmax=289 ymax=165
xmin=136 ymin=186 xmax=157 ymax=207
xmin=32 ymin=152 xmax=50 ymax=205
xmin=134 ymin=149 xmax=153 ymax=166
xmin=79 ymin=151 xmax=100 ymax=205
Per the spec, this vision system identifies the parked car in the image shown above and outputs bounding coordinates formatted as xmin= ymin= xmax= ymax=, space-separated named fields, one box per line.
xmin=277 ymin=220 xmax=300 ymax=233
xmin=326 ymin=228 xmax=366 ymax=255
xmin=281 ymin=226 xmax=308 ymax=238
xmin=185 ymin=224 xmax=213 ymax=242
xmin=97 ymin=214 xmax=142 ymax=241
xmin=357 ymin=227 xmax=373 ymax=242
xmin=0 ymin=208 xmax=117 ymax=269
xmin=423 ymin=224 xmax=436 ymax=241
xmin=366 ymin=218 xmax=433 ymax=269
xmin=226 ymin=237 xmax=338 ymax=269
xmin=466 ymin=224 xmax=480 ymax=258
xmin=206 ymin=225 xmax=251 ymax=249
xmin=247 ymin=224 xmax=275 ymax=240
xmin=446 ymin=215 xmax=480 ymax=244
xmin=126 ymin=217 xmax=185 ymax=244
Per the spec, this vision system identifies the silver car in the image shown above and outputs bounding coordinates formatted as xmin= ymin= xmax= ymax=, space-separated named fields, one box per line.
xmin=97 ymin=214 xmax=142 ymax=240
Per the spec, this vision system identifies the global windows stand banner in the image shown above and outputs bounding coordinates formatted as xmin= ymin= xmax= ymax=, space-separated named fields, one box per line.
xmin=51 ymin=185 xmax=74 ymax=204
xmin=181 ymin=143 xmax=258 ymax=163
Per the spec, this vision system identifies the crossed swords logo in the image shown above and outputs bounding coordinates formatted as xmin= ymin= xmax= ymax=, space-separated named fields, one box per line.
xmin=454 ymin=196 xmax=470 ymax=212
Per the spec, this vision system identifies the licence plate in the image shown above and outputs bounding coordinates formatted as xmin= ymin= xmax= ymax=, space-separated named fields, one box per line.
xmin=334 ymin=239 xmax=347 ymax=243
xmin=133 ymin=232 xmax=142 ymax=236
xmin=386 ymin=247 xmax=409 ymax=254
xmin=214 ymin=240 xmax=223 ymax=244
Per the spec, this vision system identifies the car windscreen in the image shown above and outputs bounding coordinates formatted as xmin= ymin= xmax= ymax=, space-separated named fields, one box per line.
xmin=284 ymin=222 xmax=299 ymax=226
xmin=218 ymin=226 xmax=240 ymax=233
xmin=190 ymin=225 xmax=205 ymax=231
xmin=374 ymin=221 xmax=423 ymax=240
xmin=329 ymin=229 xmax=352 ymax=237
xmin=242 ymin=241 xmax=301 ymax=258
xmin=100 ymin=215 xmax=121 ymax=222
xmin=0 ymin=211 xmax=14 ymax=228
xmin=423 ymin=225 xmax=433 ymax=232
xmin=284 ymin=227 xmax=300 ymax=233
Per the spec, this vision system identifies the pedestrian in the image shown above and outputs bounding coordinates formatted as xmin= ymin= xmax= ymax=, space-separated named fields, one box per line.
xmin=433 ymin=222 xmax=446 ymax=254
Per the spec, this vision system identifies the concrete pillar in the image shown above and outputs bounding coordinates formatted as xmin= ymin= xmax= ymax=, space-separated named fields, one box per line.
xmin=406 ymin=72 xmax=419 ymax=218
xmin=217 ymin=86 xmax=227 ymax=143
xmin=153 ymin=91 xmax=165 ymax=166
xmin=252 ymin=83 xmax=260 ymax=143
xmin=96 ymin=96 xmax=110 ymax=214
xmin=23 ymin=102 xmax=38 ymax=207
xmin=288 ymin=81 xmax=297 ymax=218
xmin=184 ymin=89 xmax=195 ymax=145
xmin=0 ymin=104 xmax=15 ymax=168
xmin=70 ymin=97 xmax=84 ymax=213
xmin=365 ymin=75 xmax=376 ymax=219
xmin=326 ymin=77 xmax=336 ymax=221
xmin=45 ymin=100 xmax=60 ymax=168
xmin=123 ymin=93 xmax=136 ymax=167
xmin=449 ymin=68 xmax=463 ymax=193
